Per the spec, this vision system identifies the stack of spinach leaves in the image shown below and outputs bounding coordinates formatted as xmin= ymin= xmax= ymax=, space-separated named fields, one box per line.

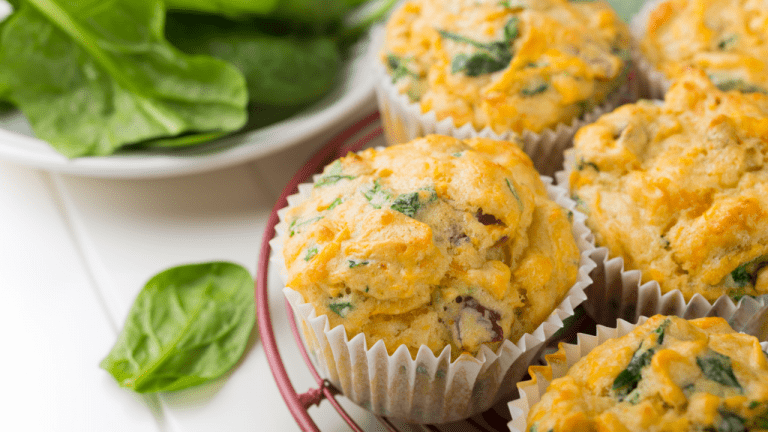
xmin=0 ymin=0 xmax=392 ymax=157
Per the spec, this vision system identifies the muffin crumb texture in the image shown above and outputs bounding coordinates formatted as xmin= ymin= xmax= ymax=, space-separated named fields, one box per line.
xmin=642 ymin=0 xmax=768 ymax=94
xmin=527 ymin=315 xmax=768 ymax=432
xmin=382 ymin=0 xmax=631 ymax=135
xmin=282 ymin=135 xmax=579 ymax=360
xmin=569 ymin=70 xmax=768 ymax=302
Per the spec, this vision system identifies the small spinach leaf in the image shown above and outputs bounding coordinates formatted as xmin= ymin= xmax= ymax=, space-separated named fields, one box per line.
xmin=697 ymin=350 xmax=742 ymax=390
xmin=100 ymin=262 xmax=255 ymax=393
xmin=521 ymin=82 xmax=549 ymax=97
xmin=391 ymin=191 xmax=421 ymax=217
xmin=718 ymin=34 xmax=739 ymax=50
xmin=386 ymin=54 xmax=418 ymax=83
xmin=289 ymin=215 xmax=323 ymax=237
xmin=717 ymin=409 xmax=746 ymax=432
xmin=654 ymin=318 xmax=671 ymax=345
xmin=613 ymin=342 xmax=656 ymax=399
xmin=348 ymin=259 xmax=369 ymax=268
xmin=391 ymin=187 xmax=436 ymax=218
xmin=451 ymin=51 xmax=511 ymax=77
xmin=329 ymin=301 xmax=353 ymax=317
xmin=362 ymin=179 xmax=392 ymax=209
xmin=710 ymin=75 xmax=768 ymax=94
xmin=304 ymin=247 xmax=319 ymax=261
xmin=315 ymin=161 xmax=356 ymax=187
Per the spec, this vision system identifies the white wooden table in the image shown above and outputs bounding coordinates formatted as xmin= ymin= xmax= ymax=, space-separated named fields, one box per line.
xmin=0 ymin=96 xmax=406 ymax=431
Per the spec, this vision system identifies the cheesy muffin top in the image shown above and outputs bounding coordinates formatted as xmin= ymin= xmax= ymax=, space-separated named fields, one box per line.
xmin=381 ymin=0 xmax=631 ymax=135
xmin=641 ymin=0 xmax=768 ymax=94
xmin=526 ymin=315 xmax=768 ymax=432
xmin=569 ymin=70 xmax=768 ymax=302
xmin=282 ymin=135 xmax=580 ymax=359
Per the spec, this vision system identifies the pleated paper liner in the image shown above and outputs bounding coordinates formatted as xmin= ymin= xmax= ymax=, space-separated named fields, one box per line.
xmin=368 ymin=25 xmax=638 ymax=177
xmin=507 ymin=317 xmax=768 ymax=432
xmin=270 ymin=169 xmax=597 ymax=424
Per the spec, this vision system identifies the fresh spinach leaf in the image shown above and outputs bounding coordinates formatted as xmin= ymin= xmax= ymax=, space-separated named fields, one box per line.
xmin=0 ymin=0 xmax=248 ymax=157
xmin=165 ymin=14 xmax=341 ymax=107
xmin=100 ymin=262 xmax=255 ymax=393
xmin=315 ymin=161 xmax=356 ymax=187
xmin=697 ymin=350 xmax=742 ymax=390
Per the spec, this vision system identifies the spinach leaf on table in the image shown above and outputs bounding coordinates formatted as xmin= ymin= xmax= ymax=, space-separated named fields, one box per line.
xmin=100 ymin=262 xmax=255 ymax=393
xmin=0 ymin=0 xmax=248 ymax=157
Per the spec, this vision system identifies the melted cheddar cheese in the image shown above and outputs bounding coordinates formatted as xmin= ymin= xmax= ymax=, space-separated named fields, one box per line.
xmin=641 ymin=0 xmax=768 ymax=94
xmin=527 ymin=315 xmax=768 ymax=432
xmin=283 ymin=135 xmax=579 ymax=359
xmin=569 ymin=70 xmax=768 ymax=302
xmin=381 ymin=0 xmax=631 ymax=135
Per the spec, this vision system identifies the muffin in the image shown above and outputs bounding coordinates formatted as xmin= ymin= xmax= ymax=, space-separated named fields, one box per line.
xmin=374 ymin=0 xmax=633 ymax=175
xmin=633 ymin=0 xmax=768 ymax=99
xmin=566 ymin=70 xmax=768 ymax=305
xmin=513 ymin=315 xmax=768 ymax=432
xmin=275 ymin=134 xmax=596 ymax=422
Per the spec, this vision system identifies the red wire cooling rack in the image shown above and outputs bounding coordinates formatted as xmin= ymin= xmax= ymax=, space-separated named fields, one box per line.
xmin=255 ymin=111 xmax=587 ymax=431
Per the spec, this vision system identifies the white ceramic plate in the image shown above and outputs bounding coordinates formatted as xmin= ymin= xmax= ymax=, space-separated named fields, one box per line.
xmin=0 ymin=19 xmax=377 ymax=178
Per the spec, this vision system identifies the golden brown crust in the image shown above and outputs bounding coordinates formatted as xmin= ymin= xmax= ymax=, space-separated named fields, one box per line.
xmin=527 ymin=315 xmax=768 ymax=432
xmin=641 ymin=0 xmax=768 ymax=94
xmin=381 ymin=0 xmax=631 ymax=134
xmin=283 ymin=135 xmax=579 ymax=359
xmin=569 ymin=70 xmax=768 ymax=301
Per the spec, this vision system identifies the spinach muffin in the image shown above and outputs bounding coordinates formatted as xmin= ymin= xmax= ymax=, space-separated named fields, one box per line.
xmin=568 ymin=70 xmax=768 ymax=302
xmin=282 ymin=134 xmax=581 ymax=360
xmin=377 ymin=0 xmax=632 ymax=138
xmin=636 ymin=0 xmax=768 ymax=97
xmin=524 ymin=315 xmax=768 ymax=432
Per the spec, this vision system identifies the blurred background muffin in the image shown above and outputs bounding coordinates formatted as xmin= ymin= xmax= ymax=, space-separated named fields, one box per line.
xmin=277 ymin=134 xmax=595 ymax=423
xmin=567 ymin=70 xmax=768 ymax=305
xmin=374 ymin=0 xmax=633 ymax=175
xmin=515 ymin=315 xmax=768 ymax=432
xmin=633 ymin=0 xmax=768 ymax=98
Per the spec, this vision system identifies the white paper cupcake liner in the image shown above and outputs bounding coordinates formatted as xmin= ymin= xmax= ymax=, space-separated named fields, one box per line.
xmin=368 ymin=25 xmax=636 ymax=177
xmin=557 ymin=149 xmax=768 ymax=334
xmin=270 ymin=161 xmax=597 ymax=424
xmin=507 ymin=317 xmax=768 ymax=432
xmin=629 ymin=0 xmax=673 ymax=100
